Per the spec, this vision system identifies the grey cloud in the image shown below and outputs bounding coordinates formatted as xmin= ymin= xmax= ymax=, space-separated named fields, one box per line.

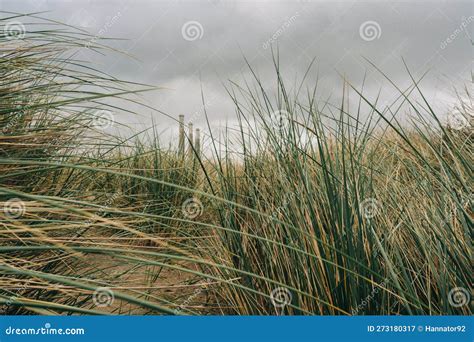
xmin=1 ymin=0 xmax=471 ymax=132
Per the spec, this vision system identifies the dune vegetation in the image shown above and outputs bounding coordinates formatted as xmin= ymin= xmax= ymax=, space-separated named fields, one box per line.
xmin=0 ymin=14 xmax=472 ymax=316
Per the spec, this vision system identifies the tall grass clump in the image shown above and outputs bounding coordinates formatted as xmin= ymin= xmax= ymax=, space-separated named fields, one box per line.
xmin=0 ymin=14 xmax=471 ymax=316
xmin=197 ymin=57 xmax=472 ymax=315
xmin=0 ymin=13 xmax=201 ymax=315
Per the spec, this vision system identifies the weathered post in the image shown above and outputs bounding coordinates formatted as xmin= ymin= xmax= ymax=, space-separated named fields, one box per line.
xmin=187 ymin=122 xmax=194 ymax=158
xmin=178 ymin=114 xmax=185 ymax=157
xmin=194 ymin=128 xmax=201 ymax=159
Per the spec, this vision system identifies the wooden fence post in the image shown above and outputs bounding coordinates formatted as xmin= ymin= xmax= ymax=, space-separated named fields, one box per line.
xmin=194 ymin=128 xmax=201 ymax=159
xmin=187 ymin=122 xmax=193 ymax=158
xmin=178 ymin=114 xmax=185 ymax=157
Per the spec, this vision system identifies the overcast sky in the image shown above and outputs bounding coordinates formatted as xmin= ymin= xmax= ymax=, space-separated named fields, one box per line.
xmin=1 ymin=0 xmax=472 ymax=139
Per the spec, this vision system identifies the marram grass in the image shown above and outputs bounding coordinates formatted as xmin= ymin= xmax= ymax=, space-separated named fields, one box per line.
xmin=0 ymin=14 xmax=471 ymax=316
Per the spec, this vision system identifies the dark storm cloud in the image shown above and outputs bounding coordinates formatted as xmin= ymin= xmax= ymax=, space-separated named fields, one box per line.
xmin=1 ymin=0 xmax=472 ymax=135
